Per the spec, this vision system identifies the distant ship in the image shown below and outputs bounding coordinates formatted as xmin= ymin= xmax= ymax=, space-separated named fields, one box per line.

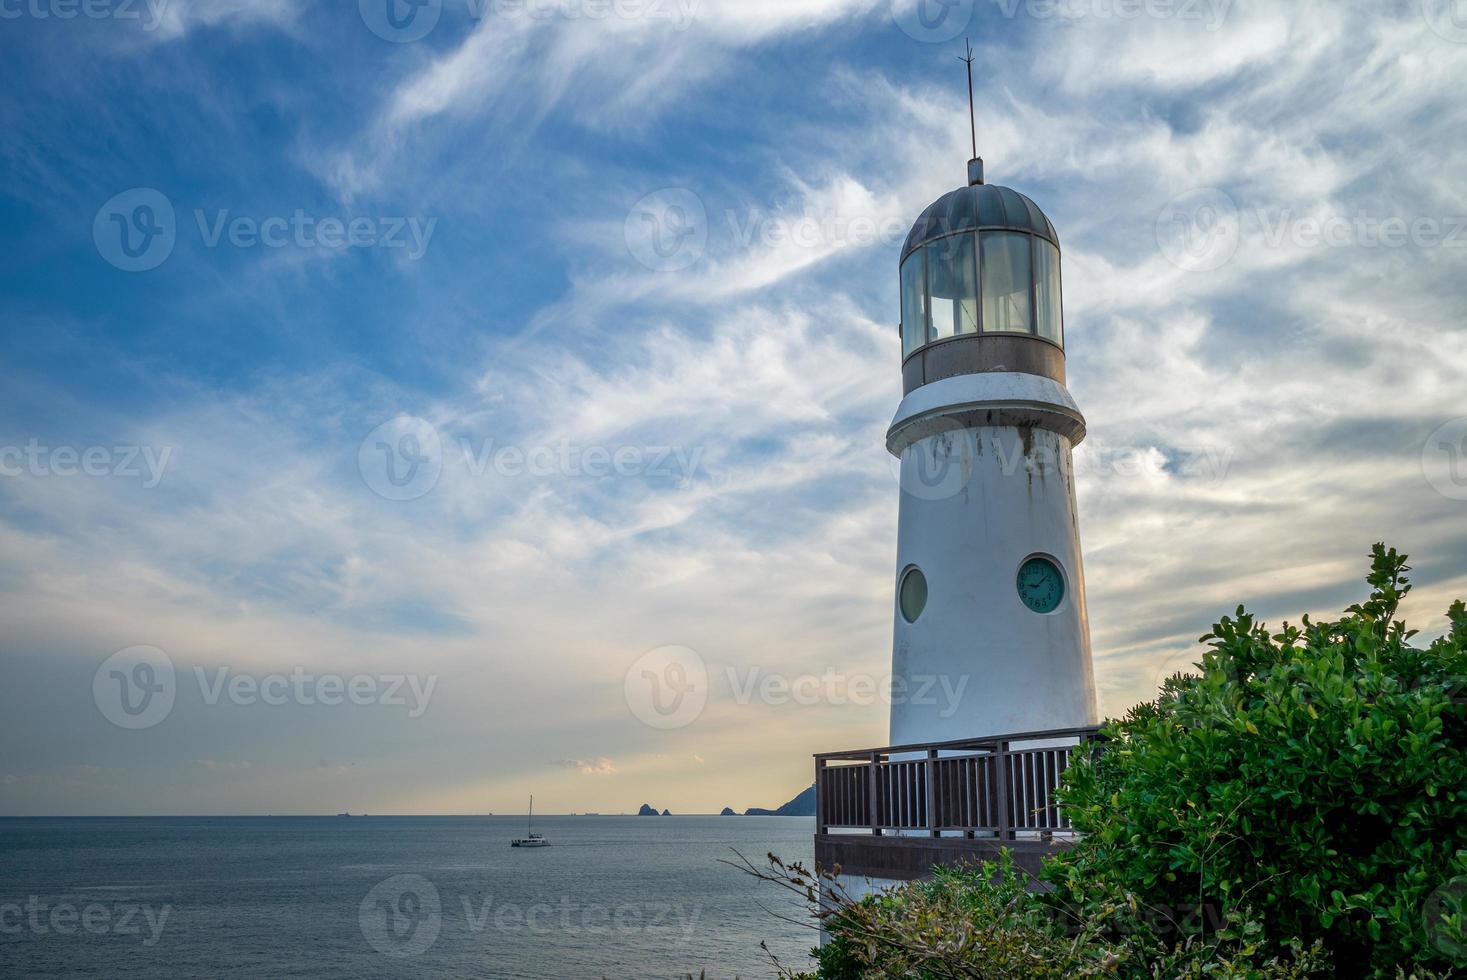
xmin=511 ymin=795 xmax=549 ymax=848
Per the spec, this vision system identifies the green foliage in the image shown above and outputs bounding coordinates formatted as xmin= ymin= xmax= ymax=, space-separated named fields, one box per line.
xmin=1047 ymin=544 xmax=1467 ymax=977
xmin=795 ymin=851 xmax=1326 ymax=979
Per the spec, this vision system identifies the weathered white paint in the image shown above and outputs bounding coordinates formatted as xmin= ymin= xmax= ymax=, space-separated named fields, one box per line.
xmin=887 ymin=371 xmax=1099 ymax=746
xmin=887 ymin=373 xmax=1084 ymax=454
xmin=828 ymin=873 xmax=903 ymax=905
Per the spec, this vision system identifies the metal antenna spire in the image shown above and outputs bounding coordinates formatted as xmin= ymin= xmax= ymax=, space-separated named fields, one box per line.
xmin=960 ymin=38 xmax=977 ymax=161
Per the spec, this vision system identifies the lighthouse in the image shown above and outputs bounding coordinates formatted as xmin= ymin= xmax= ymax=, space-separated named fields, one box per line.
xmin=887 ymin=157 xmax=1099 ymax=746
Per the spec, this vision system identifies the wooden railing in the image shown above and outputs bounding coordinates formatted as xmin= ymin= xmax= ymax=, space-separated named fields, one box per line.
xmin=814 ymin=726 xmax=1105 ymax=839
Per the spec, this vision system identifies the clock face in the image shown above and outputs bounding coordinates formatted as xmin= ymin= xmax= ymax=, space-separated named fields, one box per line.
xmin=1016 ymin=557 xmax=1065 ymax=614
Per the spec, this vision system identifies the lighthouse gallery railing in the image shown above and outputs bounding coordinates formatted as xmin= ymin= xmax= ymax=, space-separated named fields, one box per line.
xmin=814 ymin=726 xmax=1105 ymax=839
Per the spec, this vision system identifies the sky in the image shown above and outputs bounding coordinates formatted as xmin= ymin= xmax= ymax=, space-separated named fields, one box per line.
xmin=2 ymin=0 xmax=1466 ymax=816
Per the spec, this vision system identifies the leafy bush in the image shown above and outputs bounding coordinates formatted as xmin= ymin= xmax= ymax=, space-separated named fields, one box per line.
xmin=740 ymin=848 xmax=1327 ymax=979
xmin=1047 ymin=545 xmax=1467 ymax=976
xmin=808 ymin=852 xmax=1325 ymax=979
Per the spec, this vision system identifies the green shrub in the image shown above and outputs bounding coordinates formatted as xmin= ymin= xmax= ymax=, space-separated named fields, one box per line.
xmin=764 ymin=850 xmax=1326 ymax=979
xmin=811 ymin=852 xmax=1128 ymax=978
xmin=1047 ymin=545 xmax=1467 ymax=976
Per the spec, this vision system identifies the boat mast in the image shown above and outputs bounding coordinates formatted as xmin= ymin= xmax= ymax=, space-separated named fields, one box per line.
xmin=528 ymin=795 xmax=533 ymax=836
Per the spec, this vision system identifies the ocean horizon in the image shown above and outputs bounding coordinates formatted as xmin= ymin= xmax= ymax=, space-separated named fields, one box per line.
xmin=0 ymin=815 xmax=817 ymax=978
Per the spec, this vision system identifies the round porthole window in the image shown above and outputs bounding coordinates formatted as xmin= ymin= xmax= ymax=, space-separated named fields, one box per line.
xmin=899 ymin=567 xmax=928 ymax=623
xmin=1016 ymin=556 xmax=1065 ymax=614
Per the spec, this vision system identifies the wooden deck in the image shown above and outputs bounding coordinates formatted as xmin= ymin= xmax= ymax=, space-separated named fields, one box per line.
xmin=814 ymin=726 xmax=1104 ymax=881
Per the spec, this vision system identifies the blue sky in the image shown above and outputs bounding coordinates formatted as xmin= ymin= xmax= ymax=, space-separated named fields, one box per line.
xmin=2 ymin=0 xmax=1466 ymax=815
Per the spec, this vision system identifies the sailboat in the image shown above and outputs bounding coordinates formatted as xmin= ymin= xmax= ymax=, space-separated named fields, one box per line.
xmin=511 ymin=795 xmax=549 ymax=847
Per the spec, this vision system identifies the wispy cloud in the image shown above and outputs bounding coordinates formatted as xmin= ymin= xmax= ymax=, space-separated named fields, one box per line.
xmin=556 ymin=757 xmax=618 ymax=775
xmin=149 ymin=0 xmax=302 ymax=40
xmin=320 ymin=0 xmax=879 ymax=197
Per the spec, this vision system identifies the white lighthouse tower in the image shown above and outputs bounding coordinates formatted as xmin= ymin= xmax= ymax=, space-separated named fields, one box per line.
xmin=887 ymin=158 xmax=1098 ymax=746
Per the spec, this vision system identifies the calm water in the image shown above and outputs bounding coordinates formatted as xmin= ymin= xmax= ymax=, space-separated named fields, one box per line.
xmin=0 ymin=816 xmax=817 ymax=979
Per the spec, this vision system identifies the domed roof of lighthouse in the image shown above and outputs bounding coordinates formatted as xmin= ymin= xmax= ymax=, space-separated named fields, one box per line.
xmin=901 ymin=181 xmax=1059 ymax=262
xmin=896 ymin=159 xmax=1068 ymax=395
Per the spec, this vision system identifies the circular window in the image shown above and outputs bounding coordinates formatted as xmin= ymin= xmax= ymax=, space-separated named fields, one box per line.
xmin=1016 ymin=556 xmax=1065 ymax=614
xmin=898 ymin=567 xmax=928 ymax=623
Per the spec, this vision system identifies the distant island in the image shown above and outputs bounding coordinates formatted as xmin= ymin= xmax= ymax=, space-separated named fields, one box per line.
xmin=740 ymin=784 xmax=815 ymax=816
xmin=634 ymin=785 xmax=816 ymax=817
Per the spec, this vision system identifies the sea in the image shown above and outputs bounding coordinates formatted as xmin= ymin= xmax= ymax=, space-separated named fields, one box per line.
xmin=0 ymin=815 xmax=818 ymax=979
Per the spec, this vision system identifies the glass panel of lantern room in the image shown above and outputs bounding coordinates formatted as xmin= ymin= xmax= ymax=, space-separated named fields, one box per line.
xmin=981 ymin=231 xmax=1033 ymax=334
xmin=1034 ymin=239 xmax=1064 ymax=346
xmin=900 ymin=251 xmax=928 ymax=357
xmin=925 ymin=235 xmax=978 ymax=342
